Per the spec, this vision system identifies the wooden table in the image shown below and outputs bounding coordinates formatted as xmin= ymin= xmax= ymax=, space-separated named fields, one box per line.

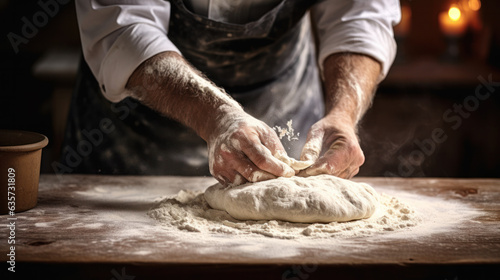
xmin=1 ymin=175 xmax=499 ymax=279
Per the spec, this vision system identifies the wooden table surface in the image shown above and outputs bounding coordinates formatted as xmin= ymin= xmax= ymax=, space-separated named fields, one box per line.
xmin=1 ymin=175 xmax=499 ymax=279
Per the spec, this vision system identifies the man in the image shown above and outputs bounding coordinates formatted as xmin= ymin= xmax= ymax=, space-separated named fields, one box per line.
xmin=61 ymin=0 xmax=399 ymax=186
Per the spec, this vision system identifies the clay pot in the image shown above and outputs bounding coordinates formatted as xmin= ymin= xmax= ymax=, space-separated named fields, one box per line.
xmin=0 ymin=130 xmax=48 ymax=214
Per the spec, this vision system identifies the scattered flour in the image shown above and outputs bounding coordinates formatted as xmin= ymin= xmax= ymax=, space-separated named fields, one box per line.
xmin=19 ymin=176 xmax=484 ymax=262
xmin=274 ymin=120 xmax=299 ymax=141
xmin=148 ymin=188 xmax=421 ymax=239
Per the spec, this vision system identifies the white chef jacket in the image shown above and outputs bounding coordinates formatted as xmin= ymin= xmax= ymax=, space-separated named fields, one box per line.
xmin=76 ymin=0 xmax=400 ymax=103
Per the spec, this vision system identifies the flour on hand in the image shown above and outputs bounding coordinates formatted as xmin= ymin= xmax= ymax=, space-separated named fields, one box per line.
xmin=204 ymin=175 xmax=379 ymax=223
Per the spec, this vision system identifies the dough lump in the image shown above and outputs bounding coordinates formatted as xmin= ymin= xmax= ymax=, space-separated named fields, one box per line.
xmin=204 ymin=175 xmax=379 ymax=223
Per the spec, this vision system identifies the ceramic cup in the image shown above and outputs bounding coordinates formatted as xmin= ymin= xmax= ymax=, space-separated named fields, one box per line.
xmin=0 ymin=130 xmax=48 ymax=214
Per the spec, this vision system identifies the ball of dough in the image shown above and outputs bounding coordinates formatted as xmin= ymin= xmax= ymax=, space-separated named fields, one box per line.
xmin=204 ymin=175 xmax=379 ymax=223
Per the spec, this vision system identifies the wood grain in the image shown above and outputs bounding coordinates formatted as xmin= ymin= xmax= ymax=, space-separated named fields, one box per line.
xmin=1 ymin=175 xmax=499 ymax=279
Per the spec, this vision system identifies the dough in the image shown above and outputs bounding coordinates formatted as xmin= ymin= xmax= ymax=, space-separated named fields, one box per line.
xmin=287 ymin=159 xmax=313 ymax=170
xmin=275 ymin=153 xmax=313 ymax=171
xmin=204 ymin=175 xmax=379 ymax=223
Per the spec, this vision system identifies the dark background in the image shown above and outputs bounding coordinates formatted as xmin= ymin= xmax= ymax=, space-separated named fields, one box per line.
xmin=0 ymin=0 xmax=499 ymax=178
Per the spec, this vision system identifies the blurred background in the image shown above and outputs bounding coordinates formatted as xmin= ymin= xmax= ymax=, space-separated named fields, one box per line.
xmin=0 ymin=0 xmax=499 ymax=177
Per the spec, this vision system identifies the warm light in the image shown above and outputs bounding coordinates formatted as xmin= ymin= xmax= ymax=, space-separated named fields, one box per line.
xmin=439 ymin=5 xmax=468 ymax=36
xmin=468 ymin=0 xmax=481 ymax=11
xmin=448 ymin=7 xmax=461 ymax=21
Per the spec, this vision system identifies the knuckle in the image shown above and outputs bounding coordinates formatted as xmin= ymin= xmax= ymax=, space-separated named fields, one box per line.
xmin=232 ymin=129 xmax=245 ymax=140
xmin=349 ymin=143 xmax=365 ymax=166
xmin=357 ymin=152 xmax=365 ymax=166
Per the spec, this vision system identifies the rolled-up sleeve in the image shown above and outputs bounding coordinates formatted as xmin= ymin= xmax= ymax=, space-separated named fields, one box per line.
xmin=311 ymin=0 xmax=401 ymax=82
xmin=76 ymin=0 xmax=181 ymax=102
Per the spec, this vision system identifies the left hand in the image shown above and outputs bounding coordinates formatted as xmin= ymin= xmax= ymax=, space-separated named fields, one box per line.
xmin=298 ymin=114 xmax=365 ymax=179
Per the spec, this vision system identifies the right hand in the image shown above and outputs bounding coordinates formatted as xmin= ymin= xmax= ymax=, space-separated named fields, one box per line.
xmin=207 ymin=109 xmax=296 ymax=186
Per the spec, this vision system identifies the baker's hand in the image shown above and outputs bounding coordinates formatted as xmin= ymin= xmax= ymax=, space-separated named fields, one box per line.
xmin=298 ymin=115 xmax=365 ymax=179
xmin=208 ymin=110 xmax=296 ymax=186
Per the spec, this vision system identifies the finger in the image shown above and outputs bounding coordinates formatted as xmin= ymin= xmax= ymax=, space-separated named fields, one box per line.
xmin=303 ymin=147 xmax=350 ymax=177
xmin=259 ymin=130 xmax=299 ymax=176
xmin=235 ymin=161 xmax=277 ymax=183
xmin=222 ymin=158 xmax=252 ymax=186
xmin=298 ymin=155 xmax=358 ymax=178
xmin=337 ymin=166 xmax=359 ymax=179
xmin=300 ymin=128 xmax=324 ymax=162
xmin=248 ymin=170 xmax=277 ymax=182
xmin=231 ymin=173 xmax=248 ymax=186
xmin=240 ymin=133 xmax=295 ymax=177
xmin=259 ymin=128 xmax=287 ymax=157
xmin=296 ymin=169 xmax=309 ymax=177
xmin=211 ymin=153 xmax=247 ymax=186
xmin=336 ymin=168 xmax=354 ymax=179
xmin=215 ymin=168 xmax=250 ymax=186
xmin=347 ymin=167 xmax=360 ymax=179
xmin=304 ymin=159 xmax=330 ymax=176
xmin=327 ymin=139 xmax=365 ymax=178
xmin=214 ymin=174 xmax=230 ymax=186
xmin=306 ymin=138 xmax=364 ymax=177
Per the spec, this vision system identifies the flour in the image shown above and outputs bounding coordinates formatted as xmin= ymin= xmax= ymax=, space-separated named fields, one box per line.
xmin=148 ymin=186 xmax=420 ymax=239
xmin=207 ymin=111 xmax=296 ymax=185
xmin=142 ymin=54 xmax=241 ymax=109
xmin=272 ymin=119 xmax=313 ymax=171
xmin=24 ymin=175 xmax=485 ymax=263
xmin=275 ymin=152 xmax=313 ymax=171
xmin=273 ymin=119 xmax=299 ymax=141
xmin=346 ymin=72 xmax=367 ymax=123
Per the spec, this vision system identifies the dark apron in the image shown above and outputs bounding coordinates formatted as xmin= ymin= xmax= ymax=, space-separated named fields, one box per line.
xmin=59 ymin=0 xmax=324 ymax=176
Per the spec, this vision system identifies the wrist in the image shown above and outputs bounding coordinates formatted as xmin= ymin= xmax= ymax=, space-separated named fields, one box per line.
xmin=323 ymin=109 xmax=358 ymax=129
xmin=317 ymin=113 xmax=359 ymax=141
xmin=202 ymin=103 xmax=245 ymax=142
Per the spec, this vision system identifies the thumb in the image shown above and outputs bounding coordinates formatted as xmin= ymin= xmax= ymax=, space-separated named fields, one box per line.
xmin=300 ymin=129 xmax=324 ymax=162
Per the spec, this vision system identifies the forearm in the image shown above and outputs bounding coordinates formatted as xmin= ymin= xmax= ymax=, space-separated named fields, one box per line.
xmin=299 ymin=53 xmax=380 ymax=177
xmin=322 ymin=53 xmax=381 ymax=127
xmin=126 ymin=51 xmax=294 ymax=185
xmin=126 ymin=51 xmax=243 ymax=141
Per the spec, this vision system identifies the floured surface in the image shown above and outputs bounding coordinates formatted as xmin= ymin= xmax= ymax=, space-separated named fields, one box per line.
xmin=150 ymin=189 xmax=417 ymax=239
xmin=203 ymin=175 xmax=379 ymax=223
xmin=5 ymin=175 xmax=498 ymax=265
